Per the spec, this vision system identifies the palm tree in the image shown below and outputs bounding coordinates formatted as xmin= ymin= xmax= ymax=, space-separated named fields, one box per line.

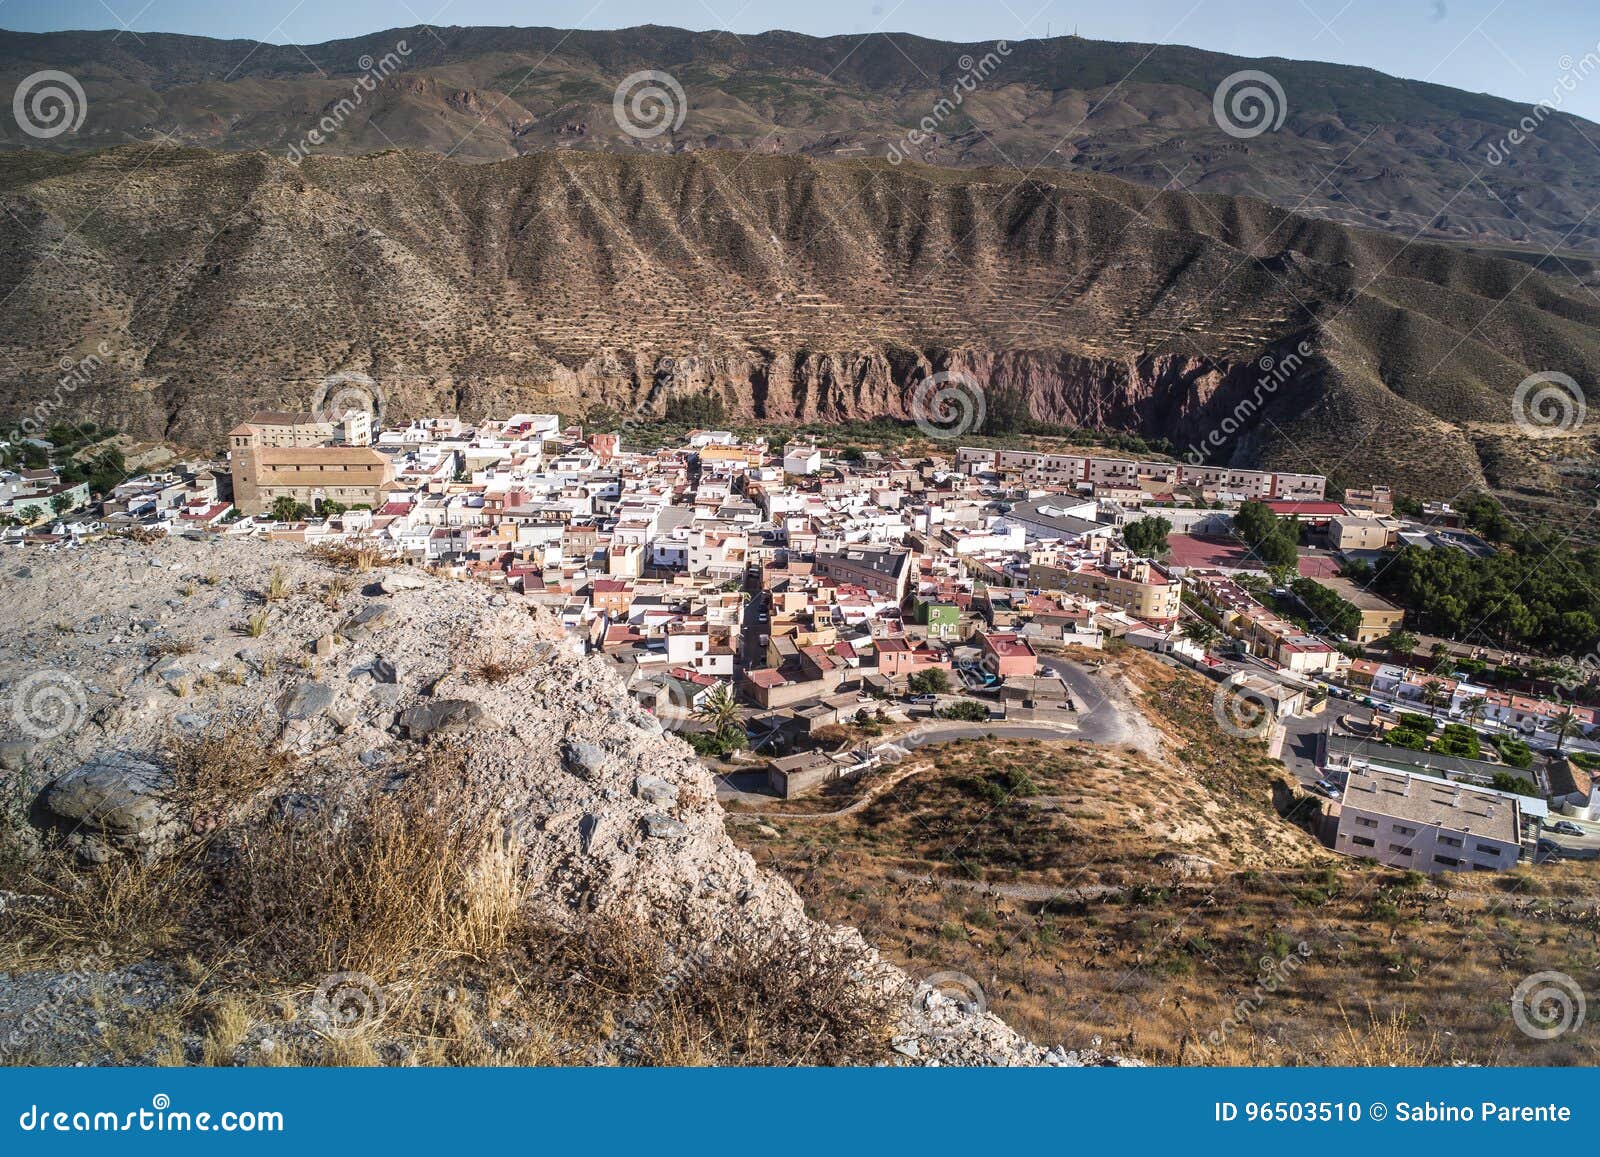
xmin=1460 ymin=695 xmax=1488 ymax=729
xmin=1549 ymin=707 xmax=1584 ymax=754
xmin=694 ymin=682 xmax=742 ymax=739
xmin=1419 ymin=680 xmax=1448 ymax=711
xmin=1180 ymin=619 xmax=1221 ymax=651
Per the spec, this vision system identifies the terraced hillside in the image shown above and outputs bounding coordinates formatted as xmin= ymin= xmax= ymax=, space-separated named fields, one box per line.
xmin=3 ymin=145 xmax=1599 ymax=496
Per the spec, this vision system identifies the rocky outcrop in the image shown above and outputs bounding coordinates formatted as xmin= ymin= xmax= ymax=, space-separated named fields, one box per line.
xmin=0 ymin=537 xmax=1130 ymax=1066
xmin=36 ymin=751 xmax=177 ymax=861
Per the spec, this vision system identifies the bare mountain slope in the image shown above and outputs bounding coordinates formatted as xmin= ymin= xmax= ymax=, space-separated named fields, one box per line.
xmin=3 ymin=145 xmax=1599 ymax=494
xmin=3 ymin=24 xmax=1599 ymax=255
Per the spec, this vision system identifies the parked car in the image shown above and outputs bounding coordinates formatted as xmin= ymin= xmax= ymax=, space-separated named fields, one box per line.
xmin=1315 ymin=779 xmax=1342 ymax=799
xmin=1549 ymin=820 xmax=1585 ymax=836
xmin=905 ymin=693 xmax=937 ymax=706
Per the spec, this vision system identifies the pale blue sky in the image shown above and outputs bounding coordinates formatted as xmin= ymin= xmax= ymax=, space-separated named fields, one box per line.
xmin=4 ymin=0 xmax=1599 ymax=121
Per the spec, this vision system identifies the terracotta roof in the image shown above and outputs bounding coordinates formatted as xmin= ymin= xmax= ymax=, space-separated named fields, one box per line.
xmin=248 ymin=411 xmax=324 ymax=426
xmin=258 ymin=447 xmax=387 ymax=466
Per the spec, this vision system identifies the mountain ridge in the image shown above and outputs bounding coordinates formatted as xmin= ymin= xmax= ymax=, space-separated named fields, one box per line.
xmin=4 ymin=23 xmax=1599 ymax=255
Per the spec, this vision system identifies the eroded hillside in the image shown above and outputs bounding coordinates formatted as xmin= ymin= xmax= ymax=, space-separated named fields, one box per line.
xmin=4 ymin=147 xmax=1600 ymax=496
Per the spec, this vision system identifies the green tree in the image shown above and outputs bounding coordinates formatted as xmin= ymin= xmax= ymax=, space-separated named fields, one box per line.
xmin=1549 ymin=707 xmax=1584 ymax=755
xmin=48 ymin=494 xmax=71 ymax=517
xmin=1387 ymin=629 xmax=1418 ymax=660
xmin=1491 ymin=771 xmax=1538 ymax=796
xmin=1122 ymin=515 xmax=1172 ymax=557
xmin=1180 ymin=619 xmax=1221 ymax=650
xmin=694 ymin=682 xmax=743 ymax=740
xmin=16 ymin=504 xmax=41 ymax=525
xmin=937 ymin=700 xmax=990 ymax=722
xmin=269 ymin=495 xmax=301 ymax=523
xmin=908 ymin=667 xmax=952 ymax=695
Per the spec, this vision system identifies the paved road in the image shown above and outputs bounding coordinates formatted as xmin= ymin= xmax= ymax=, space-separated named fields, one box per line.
xmin=714 ymin=720 xmax=1083 ymax=803
xmin=1037 ymin=656 xmax=1129 ymax=745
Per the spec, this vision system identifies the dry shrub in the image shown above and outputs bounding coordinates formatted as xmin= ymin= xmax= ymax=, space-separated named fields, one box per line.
xmin=667 ymin=928 xmax=896 ymax=1065
xmin=0 ymin=852 xmax=197 ymax=970
xmin=166 ymin=720 xmax=291 ymax=816
xmin=191 ymin=758 xmax=524 ymax=995
xmin=530 ymin=919 xmax=896 ymax=1066
xmin=1313 ymin=1005 xmax=1447 ymax=1065
xmin=453 ymin=631 xmax=540 ymax=685
xmin=320 ymin=574 xmax=356 ymax=607
xmin=308 ymin=541 xmax=391 ymax=572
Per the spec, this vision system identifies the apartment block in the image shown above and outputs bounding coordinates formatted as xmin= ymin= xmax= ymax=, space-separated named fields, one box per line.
xmin=1334 ymin=767 xmax=1522 ymax=874
xmin=1029 ymin=555 xmax=1182 ymax=623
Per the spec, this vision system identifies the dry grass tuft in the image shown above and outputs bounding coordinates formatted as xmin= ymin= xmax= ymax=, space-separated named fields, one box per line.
xmin=262 ymin=568 xmax=292 ymax=603
xmin=200 ymin=996 xmax=254 ymax=1066
xmin=320 ymin=574 xmax=356 ymax=608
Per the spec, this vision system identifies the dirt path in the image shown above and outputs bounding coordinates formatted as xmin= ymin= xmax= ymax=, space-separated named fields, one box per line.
xmin=889 ymin=869 xmax=1126 ymax=904
xmin=724 ymin=761 xmax=935 ymax=821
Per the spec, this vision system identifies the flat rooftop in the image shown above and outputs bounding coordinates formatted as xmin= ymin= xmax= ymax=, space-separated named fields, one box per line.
xmin=1343 ymin=766 xmax=1520 ymax=843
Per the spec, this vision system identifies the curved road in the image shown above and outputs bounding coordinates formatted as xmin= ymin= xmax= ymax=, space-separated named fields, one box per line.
xmin=716 ymin=656 xmax=1129 ymax=804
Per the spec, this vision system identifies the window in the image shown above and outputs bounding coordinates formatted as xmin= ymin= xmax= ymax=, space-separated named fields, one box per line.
xmin=1474 ymin=843 xmax=1501 ymax=857
xmin=1353 ymin=816 xmax=1378 ymax=828
xmin=1439 ymin=835 xmax=1463 ymax=848
xmin=1434 ymin=855 xmax=1460 ymax=867
xmin=1388 ymin=844 xmax=1413 ymax=856
xmin=1391 ymin=824 xmax=1418 ymax=836
xmin=1351 ymin=836 xmax=1376 ymax=848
